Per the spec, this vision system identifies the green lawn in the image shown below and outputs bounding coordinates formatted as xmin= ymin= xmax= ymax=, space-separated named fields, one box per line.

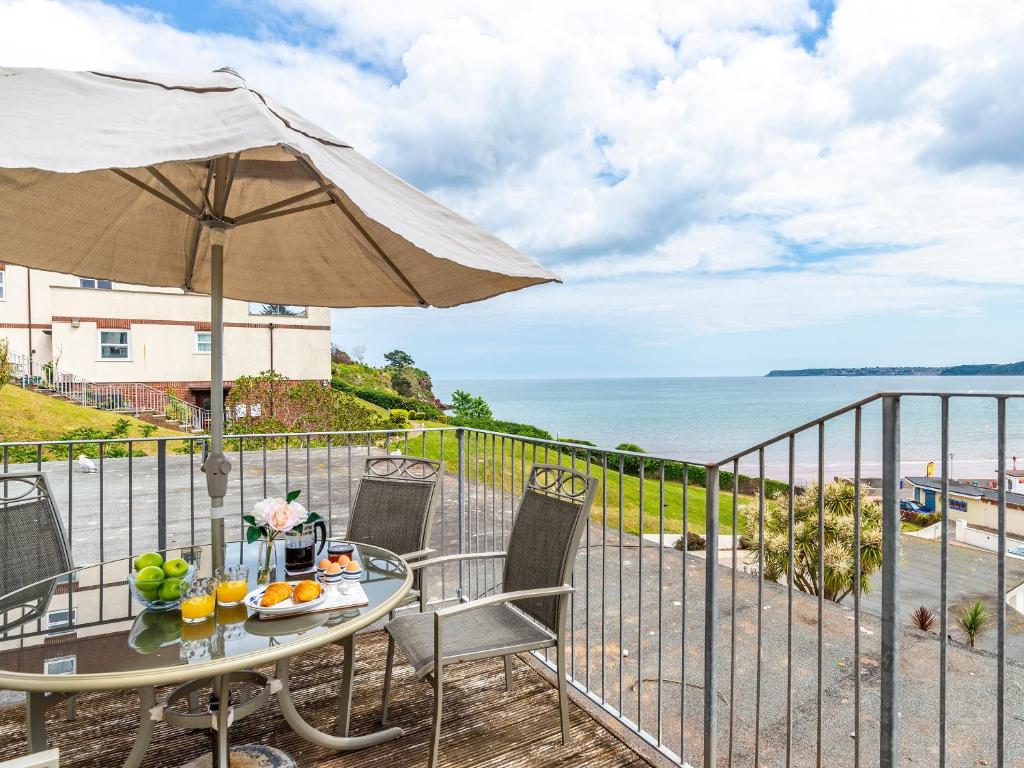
xmin=0 ymin=384 xmax=185 ymax=453
xmin=400 ymin=424 xmax=750 ymax=536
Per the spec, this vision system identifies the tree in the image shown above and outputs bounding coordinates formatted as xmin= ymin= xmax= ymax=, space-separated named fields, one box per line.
xmin=331 ymin=344 xmax=353 ymax=364
xmin=390 ymin=368 xmax=415 ymax=396
xmin=744 ymin=479 xmax=883 ymax=604
xmin=258 ymin=304 xmax=302 ymax=316
xmin=351 ymin=344 xmax=366 ymax=364
xmin=957 ymin=598 xmax=991 ymax=648
xmin=383 ymin=349 xmax=415 ymax=369
xmin=0 ymin=338 xmax=11 ymax=391
xmin=450 ymin=389 xmax=493 ymax=421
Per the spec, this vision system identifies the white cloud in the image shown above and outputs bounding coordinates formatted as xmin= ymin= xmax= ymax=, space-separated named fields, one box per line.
xmin=3 ymin=0 xmax=1024 ymax=375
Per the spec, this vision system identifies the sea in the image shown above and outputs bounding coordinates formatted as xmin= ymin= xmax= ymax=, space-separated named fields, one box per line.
xmin=434 ymin=376 xmax=1024 ymax=483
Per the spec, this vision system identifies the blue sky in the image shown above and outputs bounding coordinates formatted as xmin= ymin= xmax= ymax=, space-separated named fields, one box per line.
xmin=3 ymin=0 xmax=1024 ymax=378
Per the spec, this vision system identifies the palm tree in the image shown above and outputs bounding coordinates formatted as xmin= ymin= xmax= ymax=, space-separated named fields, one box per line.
xmin=957 ymin=598 xmax=991 ymax=648
xmin=744 ymin=479 xmax=883 ymax=603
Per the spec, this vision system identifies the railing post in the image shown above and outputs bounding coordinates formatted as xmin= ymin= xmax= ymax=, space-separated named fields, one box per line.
xmin=456 ymin=427 xmax=465 ymax=600
xmin=157 ymin=439 xmax=168 ymax=553
xmin=703 ymin=463 xmax=719 ymax=768
xmin=880 ymin=395 xmax=901 ymax=767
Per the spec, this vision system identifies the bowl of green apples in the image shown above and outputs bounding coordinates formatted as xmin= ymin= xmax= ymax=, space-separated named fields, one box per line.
xmin=127 ymin=552 xmax=195 ymax=611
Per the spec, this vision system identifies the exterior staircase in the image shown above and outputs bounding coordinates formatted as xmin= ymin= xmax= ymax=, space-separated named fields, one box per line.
xmin=6 ymin=351 xmax=210 ymax=432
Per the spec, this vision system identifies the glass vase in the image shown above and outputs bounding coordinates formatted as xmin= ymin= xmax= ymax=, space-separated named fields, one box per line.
xmin=256 ymin=538 xmax=277 ymax=585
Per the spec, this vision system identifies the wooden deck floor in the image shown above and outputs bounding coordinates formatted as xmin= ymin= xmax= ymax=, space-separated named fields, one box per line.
xmin=0 ymin=630 xmax=652 ymax=767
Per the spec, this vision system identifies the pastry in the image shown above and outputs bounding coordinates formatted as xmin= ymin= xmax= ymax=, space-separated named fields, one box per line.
xmin=260 ymin=582 xmax=293 ymax=607
xmin=292 ymin=580 xmax=322 ymax=604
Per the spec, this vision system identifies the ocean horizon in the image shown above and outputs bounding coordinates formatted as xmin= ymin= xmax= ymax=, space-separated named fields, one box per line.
xmin=435 ymin=376 xmax=1024 ymax=483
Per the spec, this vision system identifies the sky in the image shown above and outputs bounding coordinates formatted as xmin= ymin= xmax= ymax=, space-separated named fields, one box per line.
xmin=2 ymin=0 xmax=1024 ymax=378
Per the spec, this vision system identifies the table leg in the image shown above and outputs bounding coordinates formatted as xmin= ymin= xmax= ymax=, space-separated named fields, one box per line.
xmin=122 ymin=687 xmax=156 ymax=768
xmin=25 ymin=692 xmax=47 ymax=753
xmin=337 ymin=635 xmax=354 ymax=737
xmin=275 ymin=658 xmax=404 ymax=750
xmin=211 ymin=675 xmax=231 ymax=768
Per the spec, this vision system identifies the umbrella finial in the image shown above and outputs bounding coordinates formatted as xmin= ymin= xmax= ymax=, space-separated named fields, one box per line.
xmin=213 ymin=66 xmax=244 ymax=81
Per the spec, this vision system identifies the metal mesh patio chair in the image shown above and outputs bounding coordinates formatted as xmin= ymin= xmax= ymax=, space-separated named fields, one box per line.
xmin=333 ymin=454 xmax=442 ymax=736
xmin=0 ymin=472 xmax=73 ymax=607
xmin=381 ymin=464 xmax=598 ymax=768
xmin=0 ymin=472 xmax=77 ymax=728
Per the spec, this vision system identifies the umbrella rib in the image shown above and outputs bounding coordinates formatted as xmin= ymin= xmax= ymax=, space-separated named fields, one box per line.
xmin=110 ymin=168 xmax=198 ymax=219
xmin=231 ymin=185 xmax=334 ymax=226
xmin=145 ymin=166 xmax=201 ymax=216
xmin=232 ymin=199 xmax=335 ymax=227
xmin=329 ymin=189 xmax=429 ymax=307
xmin=294 ymin=155 xmax=429 ymax=307
xmin=183 ymin=162 xmax=215 ymax=292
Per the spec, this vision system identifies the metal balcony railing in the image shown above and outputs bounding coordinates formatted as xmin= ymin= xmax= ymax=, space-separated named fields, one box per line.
xmin=2 ymin=392 xmax=1021 ymax=767
xmin=6 ymin=350 xmax=210 ymax=431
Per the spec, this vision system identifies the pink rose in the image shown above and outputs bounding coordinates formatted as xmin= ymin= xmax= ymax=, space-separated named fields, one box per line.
xmin=254 ymin=497 xmax=306 ymax=533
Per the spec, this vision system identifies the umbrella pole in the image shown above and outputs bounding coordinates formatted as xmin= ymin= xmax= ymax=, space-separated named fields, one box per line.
xmin=204 ymin=229 xmax=229 ymax=573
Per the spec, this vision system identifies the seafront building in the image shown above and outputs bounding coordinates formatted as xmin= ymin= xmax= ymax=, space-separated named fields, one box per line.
xmin=0 ymin=263 xmax=331 ymax=410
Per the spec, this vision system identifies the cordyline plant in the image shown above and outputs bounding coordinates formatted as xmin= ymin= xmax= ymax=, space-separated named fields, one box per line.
xmin=743 ymin=479 xmax=883 ymax=604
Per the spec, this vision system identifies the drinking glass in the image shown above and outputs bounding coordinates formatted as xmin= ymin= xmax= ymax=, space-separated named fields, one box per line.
xmin=215 ymin=565 xmax=249 ymax=607
xmin=180 ymin=576 xmax=216 ymax=624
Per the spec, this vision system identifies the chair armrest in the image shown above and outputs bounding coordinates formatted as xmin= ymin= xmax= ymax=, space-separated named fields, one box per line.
xmin=400 ymin=548 xmax=435 ymax=562
xmin=408 ymin=551 xmax=507 ymax=571
xmin=436 ymin=584 xmax=573 ymax=619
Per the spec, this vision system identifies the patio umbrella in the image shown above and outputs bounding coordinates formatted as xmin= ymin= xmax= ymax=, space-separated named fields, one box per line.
xmin=0 ymin=67 xmax=559 ymax=572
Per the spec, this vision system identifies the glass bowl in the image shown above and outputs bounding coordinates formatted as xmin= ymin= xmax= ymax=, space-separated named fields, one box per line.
xmin=127 ymin=564 xmax=196 ymax=611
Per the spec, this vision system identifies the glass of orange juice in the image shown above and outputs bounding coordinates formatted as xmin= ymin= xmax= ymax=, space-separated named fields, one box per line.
xmin=214 ymin=565 xmax=249 ymax=607
xmin=180 ymin=576 xmax=216 ymax=623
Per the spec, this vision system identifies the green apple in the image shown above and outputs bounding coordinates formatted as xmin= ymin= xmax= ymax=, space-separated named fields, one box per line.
xmin=134 ymin=552 xmax=163 ymax=572
xmin=136 ymin=565 xmax=165 ymax=584
xmin=162 ymin=558 xmax=189 ymax=579
xmin=158 ymin=577 xmax=182 ymax=601
xmin=136 ymin=580 xmax=161 ymax=600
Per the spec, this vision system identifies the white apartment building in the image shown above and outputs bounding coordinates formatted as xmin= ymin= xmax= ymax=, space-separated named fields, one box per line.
xmin=0 ymin=263 xmax=331 ymax=410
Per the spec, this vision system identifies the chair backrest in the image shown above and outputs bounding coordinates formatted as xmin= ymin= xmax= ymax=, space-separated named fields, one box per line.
xmin=345 ymin=455 xmax=443 ymax=558
xmin=0 ymin=473 xmax=73 ymax=597
xmin=503 ymin=464 xmax=598 ymax=633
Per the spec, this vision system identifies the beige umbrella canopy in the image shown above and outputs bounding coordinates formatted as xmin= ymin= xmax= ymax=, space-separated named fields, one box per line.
xmin=0 ymin=66 xmax=558 ymax=570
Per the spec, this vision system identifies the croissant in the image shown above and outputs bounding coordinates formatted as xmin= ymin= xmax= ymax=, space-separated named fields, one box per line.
xmin=293 ymin=580 xmax=322 ymax=604
xmin=260 ymin=582 xmax=293 ymax=607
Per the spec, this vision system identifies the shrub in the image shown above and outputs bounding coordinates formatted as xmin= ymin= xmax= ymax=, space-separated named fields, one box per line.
xmin=331 ymin=379 xmax=442 ymax=419
xmin=958 ymin=598 xmax=991 ymax=648
xmin=450 ymin=390 xmax=493 ymax=421
xmin=0 ymin=338 xmax=12 ymax=390
xmin=448 ymin=417 xmax=552 ymax=440
xmin=110 ymin=417 xmax=131 ymax=438
xmin=673 ymin=530 xmax=705 ymax=552
xmin=383 ymin=409 xmax=411 ymax=430
xmin=139 ymin=423 xmax=158 ymax=438
xmin=911 ymin=605 xmax=936 ymax=631
xmin=745 ymin=480 xmax=882 ymax=604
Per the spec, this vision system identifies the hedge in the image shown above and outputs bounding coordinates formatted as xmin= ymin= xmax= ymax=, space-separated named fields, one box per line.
xmin=331 ymin=379 xmax=442 ymax=419
xmin=448 ymin=417 xmax=552 ymax=441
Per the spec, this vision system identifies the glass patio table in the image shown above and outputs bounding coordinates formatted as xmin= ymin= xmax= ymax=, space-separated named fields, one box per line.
xmin=0 ymin=540 xmax=412 ymax=767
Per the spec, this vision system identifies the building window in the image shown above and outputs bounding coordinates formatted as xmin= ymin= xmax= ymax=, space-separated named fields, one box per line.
xmin=46 ymin=608 xmax=77 ymax=632
xmin=98 ymin=330 xmax=130 ymax=360
xmin=80 ymin=278 xmax=112 ymax=289
xmin=195 ymin=331 xmax=212 ymax=354
xmin=44 ymin=655 xmax=77 ymax=676
xmin=0 ymin=270 xmax=5 ymax=300
xmin=248 ymin=303 xmax=306 ymax=317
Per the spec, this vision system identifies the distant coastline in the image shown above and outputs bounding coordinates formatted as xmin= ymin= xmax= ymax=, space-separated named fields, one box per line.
xmin=766 ymin=361 xmax=1024 ymax=377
